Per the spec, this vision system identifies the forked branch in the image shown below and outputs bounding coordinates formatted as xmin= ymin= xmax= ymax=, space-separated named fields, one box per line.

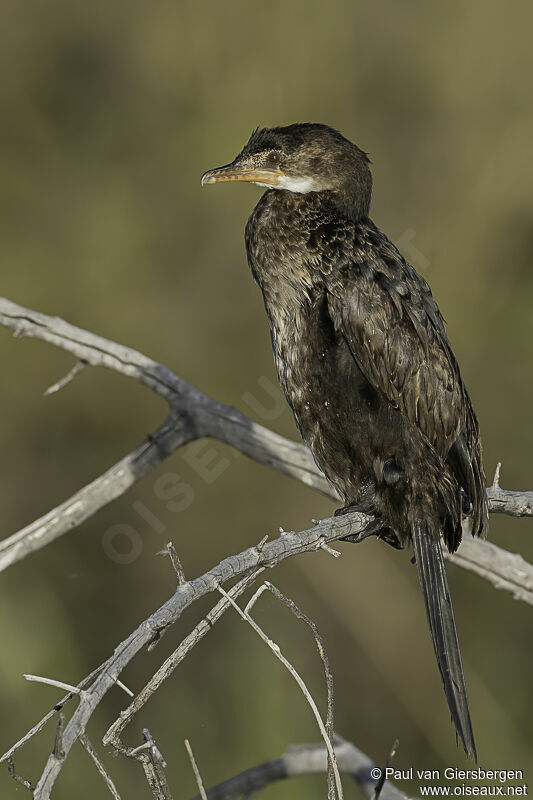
xmin=0 ymin=297 xmax=532 ymax=797
xmin=0 ymin=297 xmax=531 ymax=604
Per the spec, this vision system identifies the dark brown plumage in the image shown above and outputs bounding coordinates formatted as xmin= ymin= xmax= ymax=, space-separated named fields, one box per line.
xmin=202 ymin=122 xmax=488 ymax=758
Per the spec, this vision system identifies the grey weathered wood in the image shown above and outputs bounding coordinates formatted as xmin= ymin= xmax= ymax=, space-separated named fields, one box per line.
xmin=0 ymin=297 xmax=531 ymax=602
xmin=0 ymin=297 xmax=531 ymax=798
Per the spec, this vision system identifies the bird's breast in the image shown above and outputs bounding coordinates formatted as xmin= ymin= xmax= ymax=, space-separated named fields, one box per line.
xmin=245 ymin=190 xmax=344 ymax=425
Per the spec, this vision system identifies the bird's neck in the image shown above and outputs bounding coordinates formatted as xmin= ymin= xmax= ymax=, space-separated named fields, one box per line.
xmin=245 ymin=189 xmax=366 ymax=340
xmin=245 ymin=191 xmax=312 ymax=332
xmin=245 ymin=188 xmax=367 ymax=278
xmin=322 ymin=187 xmax=370 ymax=220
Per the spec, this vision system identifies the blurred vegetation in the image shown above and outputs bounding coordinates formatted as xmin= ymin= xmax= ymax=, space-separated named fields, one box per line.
xmin=0 ymin=1 xmax=532 ymax=797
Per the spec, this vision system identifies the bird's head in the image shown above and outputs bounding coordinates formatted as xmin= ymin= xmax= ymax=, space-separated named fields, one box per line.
xmin=201 ymin=123 xmax=372 ymax=218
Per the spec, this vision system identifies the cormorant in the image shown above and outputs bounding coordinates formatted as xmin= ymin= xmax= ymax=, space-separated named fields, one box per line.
xmin=201 ymin=123 xmax=487 ymax=759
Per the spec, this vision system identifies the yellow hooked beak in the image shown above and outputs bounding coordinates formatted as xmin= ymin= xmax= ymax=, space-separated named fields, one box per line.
xmin=201 ymin=162 xmax=284 ymax=187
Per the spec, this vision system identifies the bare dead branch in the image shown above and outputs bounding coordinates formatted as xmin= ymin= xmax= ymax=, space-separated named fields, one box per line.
xmin=0 ymin=414 xmax=195 ymax=572
xmin=44 ymin=359 xmax=86 ymax=396
xmin=0 ymin=299 xmax=531 ymax=583
xmin=321 ymin=541 xmax=342 ymax=557
xmin=142 ymin=729 xmax=167 ymax=768
xmin=137 ymin=729 xmax=174 ymax=800
xmin=446 ymin=537 xmax=533 ymax=604
xmin=52 ymin=712 xmax=66 ymax=763
xmin=0 ymin=659 xmax=111 ymax=765
xmin=24 ymin=673 xmax=83 ymax=695
xmin=15 ymin=503 xmax=526 ymax=796
xmin=185 ymin=740 xmax=208 ymax=800
xmin=79 ymin=733 xmax=122 ymax=800
xmin=0 ymin=297 xmax=326 ymax=510
xmin=113 ymin=678 xmax=134 ymax=697
xmin=7 ymin=758 xmax=35 ymax=793
xmin=114 ymin=728 xmax=173 ymax=800
xmin=24 ymin=670 xmax=131 ymax=706
xmin=217 ymin=581 xmax=344 ymax=800
xmin=27 ymin=515 xmax=367 ymax=798
xmin=159 ymin=541 xmax=186 ymax=585
xmin=189 ymin=738 xmax=413 ymax=800
xmin=245 ymin=581 xmax=337 ymax=799
xmin=372 ymin=739 xmax=400 ymax=800
xmin=0 ymin=296 xmax=530 ymax=794
xmin=141 ymin=757 xmax=174 ymax=800
xmin=486 ymin=485 xmax=533 ymax=517
xmin=103 ymin=567 xmax=264 ymax=753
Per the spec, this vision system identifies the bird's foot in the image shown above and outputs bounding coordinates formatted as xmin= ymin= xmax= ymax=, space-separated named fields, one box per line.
xmin=378 ymin=528 xmax=404 ymax=550
xmin=341 ymin=520 xmax=383 ymax=544
xmin=334 ymin=502 xmax=372 ymax=517
xmin=344 ymin=524 xmax=404 ymax=548
xmin=335 ymin=503 xmax=404 ymax=549
xmin=334 ymin=503 xmax=383 ymax=544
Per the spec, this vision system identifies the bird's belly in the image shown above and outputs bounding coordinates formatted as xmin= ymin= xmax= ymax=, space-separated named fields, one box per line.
xmin=273 ymin=315 xmax=396 ymax=506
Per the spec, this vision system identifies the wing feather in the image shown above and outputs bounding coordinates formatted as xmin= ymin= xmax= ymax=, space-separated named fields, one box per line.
xmin=319 ymin=219 xmax=487 ymax=535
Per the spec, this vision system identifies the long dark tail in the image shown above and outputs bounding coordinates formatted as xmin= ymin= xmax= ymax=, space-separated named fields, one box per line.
xmin=411 ymin=523 xmax=476 ymax=760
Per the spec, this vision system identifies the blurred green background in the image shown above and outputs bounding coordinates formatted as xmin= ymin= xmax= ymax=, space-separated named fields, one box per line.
xmin=0 ymin=1 xmax=532 ymax=797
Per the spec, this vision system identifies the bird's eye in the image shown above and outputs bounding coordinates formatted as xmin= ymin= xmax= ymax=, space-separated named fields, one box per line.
xmin=264 ymin=151 xmax=282 ymax=168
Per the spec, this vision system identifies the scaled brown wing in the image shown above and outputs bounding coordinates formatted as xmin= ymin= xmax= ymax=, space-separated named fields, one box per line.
xmin=313 ymin=218 xmax=486 ymax=537
xmin=324 ymin=230 xmax=466 ymax=461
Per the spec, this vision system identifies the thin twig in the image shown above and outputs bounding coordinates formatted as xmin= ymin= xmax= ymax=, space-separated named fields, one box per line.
xmin=0 ymin=297 xmax=531 ymax=795
xmin=217 ymin=582 xmax=344 ymax=800
xmin=1 ymin=659 xmax=110 ymax=764
xmin=114 ymin=678 xmax=134 ymax=698
xmin=158 ymin=541 xmax=186 ymax=585
xmin=79 ymin=733 xmax=122 ymax=800
xmin=7 ymin=758 xmax=35 ymax=792
xmin=0 ymin=415 xmax=195 ymax=573
xmin=0 ymin=298 xmax=531 ymax=594
xmin=2 ymin=506 xmax=532 ymax=797
xmin=130 ymin=742 xmax=152 ymax=757
xmin=0 ymin=659 xmax=109 ymax=764
xmin=7 ymin=499 xmax=532 ymax=798
xmin=117 ymin=730 xmax=173 ymax=800
xmin=189 ymin=738 xmax=412 ymax=800
xmin=139 ymin=729 xmax=174 ymax=800
xmin=185 ymin=740 xmax=208 ymax=800
xmin=372 ymin=739 xmax=399 ymax=800
xmin=320 ymin=541 xmax=342 ymax=558
xmin=245 ymin=581 xmax=337 ymax=800
xmin=104 ymin=567 xmax=264 ymax=752
xmin=142 ymin=729 xmax=167 ymax=768
xmin=24 ymin=674 xmax=82 ymax=695
xmin=37 ymin=514 xmax=352 ymax=796
xmin=43 ymin=360 xmax=86 ymax=396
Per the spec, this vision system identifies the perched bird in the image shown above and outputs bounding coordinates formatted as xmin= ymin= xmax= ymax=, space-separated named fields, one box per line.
xmin=201 ymin=123 xmax=487 ymax=758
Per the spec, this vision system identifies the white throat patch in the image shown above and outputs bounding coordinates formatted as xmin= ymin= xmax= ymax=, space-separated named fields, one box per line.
xmin=253 ymin=175 xmax=329 ymax=193
xmin=276 ymin=175 xmax=327 ymax=193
